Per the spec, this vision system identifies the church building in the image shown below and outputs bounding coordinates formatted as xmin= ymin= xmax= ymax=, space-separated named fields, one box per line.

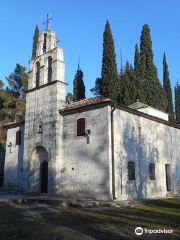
xmin=3 ymin=26 xmax=180 ymax=201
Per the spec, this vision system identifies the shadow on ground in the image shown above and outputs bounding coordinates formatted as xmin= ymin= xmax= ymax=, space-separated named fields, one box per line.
xmin=0 ymin=198 xmax=180 ymax=240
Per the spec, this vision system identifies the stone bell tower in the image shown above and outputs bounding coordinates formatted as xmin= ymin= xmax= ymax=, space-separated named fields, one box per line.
xmin=22 ymin=22 xmax=67 ymax=195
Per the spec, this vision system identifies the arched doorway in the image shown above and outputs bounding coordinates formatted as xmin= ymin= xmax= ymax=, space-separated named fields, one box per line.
xmin=41 ymin=161 xmax=48 ymax=193
xmin=29 ymin=146 xmax=48 ymax=194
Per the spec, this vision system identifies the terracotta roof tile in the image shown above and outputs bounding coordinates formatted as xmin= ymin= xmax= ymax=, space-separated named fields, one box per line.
xmin=64 ymin=98 xmax=111 ymax=110
xmin=3 ymin=120 xmax=24 ymax=127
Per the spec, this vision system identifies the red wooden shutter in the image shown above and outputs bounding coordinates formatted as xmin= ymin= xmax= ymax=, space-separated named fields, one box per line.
xmin=16 ymin=130 xmax=21 ymax=145
xmin=81 ymin=118 xmax=85 ymax=135
xmin=128 ymin=162 xmax=135 ymax=180
xmin=149 ymin=163 xmax=155 ymax=180
xmin=77 ymin=118 xmax=85 ymax=136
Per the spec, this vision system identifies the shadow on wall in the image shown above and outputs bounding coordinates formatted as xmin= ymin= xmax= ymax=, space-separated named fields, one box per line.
xmin=116 ymin=120 xmax=163 ymax=200
xmin=60 ymin=124 xmax=111 ymax=200
xmin=0 ymin=143 xmax=5 ymax=187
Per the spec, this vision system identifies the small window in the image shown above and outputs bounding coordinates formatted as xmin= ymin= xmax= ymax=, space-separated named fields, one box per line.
xmin=128 ymin=162 xmax=135 ymax=180
xmin=77 ymin=118 xmax=85 ymax=136
xmin=149 ymin=163 xmax=155 ymax=180
xmin=16 ymin=130 xmax=21 ymax=145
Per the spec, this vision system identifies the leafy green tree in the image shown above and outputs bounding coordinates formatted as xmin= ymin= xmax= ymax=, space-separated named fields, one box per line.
xmin=0 ymin=80 xmax=4 ymax=89
xmin=32 ymin=25 xmax=39 ymax=59
xmin=100 ymin=20 xmax=118 ymax=100
xmin=73 ymin=66 xmax=86 ymax=102
xmin=140 ymin=24 xmax=167 ymax=111
xmin=163 ymin=53 xmax=174 ymax=121
xmin=175 ymin=81 xmax=180 ymax=123
xmin=6 ymin=64 xmax=28 ymax=119
xmin=6 ymin=64 xmax=28 ymax=98
xmin=0 ymin=81 xmax=4 ymax=109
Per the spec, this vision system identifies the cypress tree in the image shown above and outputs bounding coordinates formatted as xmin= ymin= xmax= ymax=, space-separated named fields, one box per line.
xmin=119 ymin=61 xmax=133 ymax=105
xmin=90 ymin=78 xmax=102 ymax=97
xmin=134 ymin=43 xmax=144 ymax=102
xmin=32 ymin=25 xmax=39 ymax=59
xmin=134 ymin=43 xmax=141 ymax=78
xmin=175 ymin=82 xmax=180 ymax=123
xmin=100 ymin=20 xmax=118 ymax=100
xmin=140 ymin=24 xmax=167 ymax=111
xmin=120 ymin=49 xmax=123 ymax=76
xmin=73 ymin=64 xmax=86 ymax=102
xmin=163 ymin=53 xmax=174 ymax=121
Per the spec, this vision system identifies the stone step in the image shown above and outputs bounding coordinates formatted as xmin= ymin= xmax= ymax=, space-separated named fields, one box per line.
xmin=10 ymin=198 xmax=69 ymax=207
xmin=166 ymin=193 xmax=180 ymax=197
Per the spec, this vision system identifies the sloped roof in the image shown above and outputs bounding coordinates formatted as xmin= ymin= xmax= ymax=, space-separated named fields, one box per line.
xmin=128 ymin=100 xmax=149 ymax=110
xmin=3 ymin=120 xmax=24 ymax=129
xmin=64 ymin=98 xmax=111 ymax=110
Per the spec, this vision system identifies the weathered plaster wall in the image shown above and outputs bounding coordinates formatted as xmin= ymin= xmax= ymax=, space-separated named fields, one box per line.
xmin=114 ymin=108 xmax=180 ymax=200
xmin=4 ymin=125 xmax=24 ymax=191
xmin=59 ymin=106 xmax=112 ymax=201
xmin=138 ymin=107 xmax=169 ymax=121
xmin=22 ymin=81 xmax=66 ymax=195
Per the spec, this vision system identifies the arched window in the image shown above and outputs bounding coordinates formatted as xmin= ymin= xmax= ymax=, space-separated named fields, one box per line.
xmin=48 ymin=56 xmax=52 ymax=83
xmin=43 ymin=33 xmax=47 ymax=53
xmin=36 ymin=61 xmax=40 ymax=87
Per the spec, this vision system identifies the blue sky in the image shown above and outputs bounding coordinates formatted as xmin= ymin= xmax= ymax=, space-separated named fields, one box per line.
xmin=0 ymin=0 xmax=180 ymax=100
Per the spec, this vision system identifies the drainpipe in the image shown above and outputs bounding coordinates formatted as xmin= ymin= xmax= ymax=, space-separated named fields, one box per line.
xmin=111 ymin=102 xmax=117 ymax=200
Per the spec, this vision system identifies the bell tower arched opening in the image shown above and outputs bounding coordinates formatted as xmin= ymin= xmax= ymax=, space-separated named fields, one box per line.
xmin=36 ymin=61 xmax=40 ymax=87
xmin=48 ymin=56 xmax=52 ymax=83
xmin=43 ymin=33 xmax=47 ymax=53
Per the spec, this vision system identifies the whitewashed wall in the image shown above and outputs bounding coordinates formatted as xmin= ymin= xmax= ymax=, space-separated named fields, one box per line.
xmin=138 ymin=107 xmax=169 ymax=121
xmin=113 ymin=108 xmax=180 ymax=200
xmin=4 ymin=125 xmax=24 ymax=191
xmin=59 ymin=106 xmax=112 ymax=201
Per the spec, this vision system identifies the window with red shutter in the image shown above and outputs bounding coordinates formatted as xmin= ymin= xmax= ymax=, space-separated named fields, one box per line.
xmin=128 ymin=162 xmax=135 ymax=180
xmin=16 ymin=130 xmax=21 ymax=145
xmin=149 ymin=163 xmax=155 ymax=180
xmin=77 ymin=118 xmax=85 ymax=136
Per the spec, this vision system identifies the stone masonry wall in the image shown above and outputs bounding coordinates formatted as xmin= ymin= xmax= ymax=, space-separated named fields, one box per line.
xmin=22 ymin=81 xmax=66 ymax=195
xmin=114 ymin=108 xmax=180 ymax=200
xmin=59 ymin=106 xmax=112 ymax=201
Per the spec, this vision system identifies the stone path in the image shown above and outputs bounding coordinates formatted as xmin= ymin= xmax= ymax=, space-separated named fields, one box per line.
xmin=0 ymin=192 xmax=176 ymax=210
xmin=0 ymin=193 xmax=135 ymax=209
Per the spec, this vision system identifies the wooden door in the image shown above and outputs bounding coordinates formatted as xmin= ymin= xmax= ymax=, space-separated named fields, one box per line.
xmin=165 ymin=164 xmax=171 ymax=192
xmin=41 ymin=161 xmax=48 ymax=193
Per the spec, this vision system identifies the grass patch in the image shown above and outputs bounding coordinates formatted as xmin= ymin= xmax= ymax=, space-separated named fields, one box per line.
xmin=0 ymin=198 xmax=180 ymax=239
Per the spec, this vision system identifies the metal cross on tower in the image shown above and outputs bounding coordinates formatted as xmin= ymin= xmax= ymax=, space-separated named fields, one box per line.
xmin=56 ymin=38 xmax=60 ymax=45
xmin=54 ymin=38 xmax=60 ymax=47
xmin=43 ymin=13 xmax=52 ymax=30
